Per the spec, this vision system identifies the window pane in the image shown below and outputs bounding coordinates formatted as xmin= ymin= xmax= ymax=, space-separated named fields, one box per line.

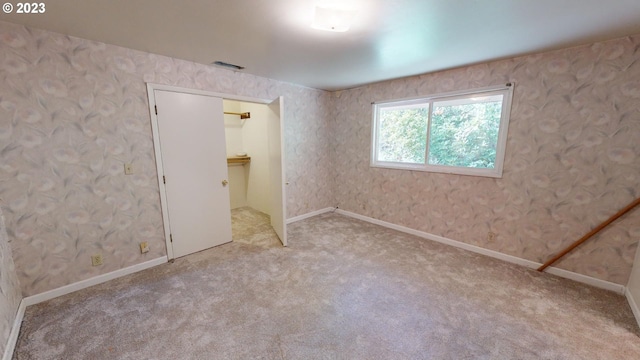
xmin=428 ymin=95 xmax=503 ymax=168
xmin=377 ymin=105 xmax=428 ymax=164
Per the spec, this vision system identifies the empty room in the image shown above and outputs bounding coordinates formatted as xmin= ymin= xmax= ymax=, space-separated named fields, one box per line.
xmin=1 ymin=1 xmax=640 ymax=359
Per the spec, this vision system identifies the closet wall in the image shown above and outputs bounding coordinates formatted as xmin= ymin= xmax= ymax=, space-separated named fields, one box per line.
xmin=0 ymin=206 xmax=21 ymax=357
xmin=224 ymin=100 xmax=271 ymax=215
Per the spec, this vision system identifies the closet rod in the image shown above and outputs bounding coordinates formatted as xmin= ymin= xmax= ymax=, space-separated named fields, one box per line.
xmin=224 ymin=111 xmax=250 ymax=119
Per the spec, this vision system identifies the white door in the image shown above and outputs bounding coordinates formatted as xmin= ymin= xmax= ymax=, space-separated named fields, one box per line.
xmin=268 ymin=97 xmax=287 ymax=246
xmin=154 ymin=90 xmax=232 ymax=258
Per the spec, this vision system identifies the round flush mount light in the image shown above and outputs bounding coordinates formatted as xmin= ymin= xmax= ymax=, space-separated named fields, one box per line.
xmin=311 ymin=6 xmax=356 ymax=32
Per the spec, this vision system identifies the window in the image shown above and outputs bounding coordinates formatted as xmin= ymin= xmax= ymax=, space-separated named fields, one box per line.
xmin=371 ymin=84 xmax=513 ymax=178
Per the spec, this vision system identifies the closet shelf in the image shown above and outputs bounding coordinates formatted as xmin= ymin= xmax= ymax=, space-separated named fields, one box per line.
xmin=227 ymin=156 xmax=251 ymax=165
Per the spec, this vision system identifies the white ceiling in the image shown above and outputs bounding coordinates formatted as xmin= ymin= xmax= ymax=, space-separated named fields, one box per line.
xmin=3 ymin=0 xmax=640 ymax=91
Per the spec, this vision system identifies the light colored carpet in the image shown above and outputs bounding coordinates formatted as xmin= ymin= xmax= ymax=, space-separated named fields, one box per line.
xmin=231 ymin=206 xmax=282 ymax=248
xmin=13 ymin=213 xmax=640 ymax=359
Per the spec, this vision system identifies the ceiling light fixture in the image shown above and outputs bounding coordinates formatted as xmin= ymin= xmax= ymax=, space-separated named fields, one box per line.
xmin=311 ymin=6 xmax=356 ymax=32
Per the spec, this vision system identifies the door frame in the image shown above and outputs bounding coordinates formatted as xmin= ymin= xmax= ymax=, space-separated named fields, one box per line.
xmin=268 ymin=97 xmax=287 ymax=246
xmin=146 ymin=83 xmax=287 ymax=259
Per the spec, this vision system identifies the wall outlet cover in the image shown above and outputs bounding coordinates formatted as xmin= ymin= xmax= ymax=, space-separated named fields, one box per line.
xmin=140 ymin=242 xmax=150 ymax=254
xmin=91 ymin=254 xmax=103 ymax=266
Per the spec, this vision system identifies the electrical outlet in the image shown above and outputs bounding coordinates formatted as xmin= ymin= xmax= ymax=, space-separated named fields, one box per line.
xmin=139 ymin=241 xmax=149 ymax=254
xmin=124 ymin=163 xmax=134 ymax=175
xmin=487 ymin=232 xmax=497 ymax=242
xmin=91 ymin=254 xmax=103 ymax=266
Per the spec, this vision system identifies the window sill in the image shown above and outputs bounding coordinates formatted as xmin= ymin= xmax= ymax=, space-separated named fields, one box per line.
xmin=370 ymin=162 xmax=502 ymax=178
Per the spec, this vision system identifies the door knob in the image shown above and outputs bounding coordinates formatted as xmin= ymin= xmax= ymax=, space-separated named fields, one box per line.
xmin=222 ymin=180 xmax=228 ymax=186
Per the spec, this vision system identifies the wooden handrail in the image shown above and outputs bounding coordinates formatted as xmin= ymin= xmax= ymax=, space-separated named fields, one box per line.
xmin=537 ymin=197 xmax=640 ymax=272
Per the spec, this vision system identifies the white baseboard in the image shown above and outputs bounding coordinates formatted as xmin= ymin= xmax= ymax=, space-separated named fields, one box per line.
xmin=2 ymin=300 xmax=26 ymax=360
xmin=335 ymin=209 xmax=626 ymax=295
xmin=2 ymin=257 xmax=167 ymax=360
xmin=626 ymin=288 xmax=640 ymax=328
xmin=23 ymin=257 xmax=167 ymax=306
xmin=286 ymin=207 xmax=335 ymax=224
xmin=544 ymin=267 xmax=624 ymax=294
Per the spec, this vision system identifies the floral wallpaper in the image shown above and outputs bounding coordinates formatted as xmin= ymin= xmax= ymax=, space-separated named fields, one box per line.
xmin=0 ymin=206 xmax=21 ymax=357
xmin=332 ymin=35 xmax=640 ymax=285
xmin=0 ymin=20 xmax=332 ymax=296
xmin=0 ymin=17 xmax=638 ymax=301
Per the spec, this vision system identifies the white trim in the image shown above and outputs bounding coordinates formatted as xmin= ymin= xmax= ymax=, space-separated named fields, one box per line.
xmin=625 ymin=288 xmax=640 ymax=328
xmin=146 ymin=84 xmax=174 ymax=259
xmin=625 ymin=241 xmax=640 ymax=328
xmin=335 ymin=209 xmax=626 ymax=294
xmin=145 ymin=83 xmax=285 ymax=259
xmin=145 ymin=83 xmax=273 ymax=104
xmin=23 ymin=257 xmax=167 ymax=306
xmin=3 ymin=257 xmax=166 ymax=359
xmin=370 ymin=83 xmax=514 ymax=179
xmin=2 ymin=300 xmax=26 ymax=360
xmin=543 ymin=267 xmax=624 ymax=294
xmin=286 ymin=207 xmax=335 ymax=224
xmin=372 ymin=83 xmax=515 ymax=105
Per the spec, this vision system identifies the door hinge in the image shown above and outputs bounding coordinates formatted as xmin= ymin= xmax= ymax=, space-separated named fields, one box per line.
xmin=163 ymin=175 xmax=166 ymax=184
xmin=170 ymin=234 xmax=173 ymax=242
xmin=155 ymin=105 xmax=158 ymax=115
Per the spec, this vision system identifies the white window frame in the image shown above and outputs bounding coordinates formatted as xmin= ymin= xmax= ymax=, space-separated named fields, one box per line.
xmin=370 ymin=84 xmax=514 ymax=178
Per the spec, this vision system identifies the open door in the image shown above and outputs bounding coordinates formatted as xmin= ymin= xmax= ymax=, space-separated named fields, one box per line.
xmin=267 ymin=97 xmax=287 ymax=246
xmin=153 ymin=90 xmax=232 ymax=258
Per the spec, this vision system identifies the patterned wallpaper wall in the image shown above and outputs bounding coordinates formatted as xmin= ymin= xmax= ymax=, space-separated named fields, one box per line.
xmin=332 ymin=35 xmax=640 ymax=285
xmin=0 ymin=206 xmax=21 ymax=357
xmin=0 ymin=21 xmax=333 ymax=296
xmin=1 ymin=18 xmax=638 ymax=300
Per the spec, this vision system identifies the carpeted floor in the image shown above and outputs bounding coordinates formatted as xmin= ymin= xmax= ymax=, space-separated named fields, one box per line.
xmin=13 ymin=213 xmax=640 ymax=359
xmin=231 ymin=206 xmax=282 ymax=248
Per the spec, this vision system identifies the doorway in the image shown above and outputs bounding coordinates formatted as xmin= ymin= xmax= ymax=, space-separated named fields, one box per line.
xmin=224 ymin=98 xmax=287 ymax=248
xmin=147 ymin=84 xmax=287 ymax=260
